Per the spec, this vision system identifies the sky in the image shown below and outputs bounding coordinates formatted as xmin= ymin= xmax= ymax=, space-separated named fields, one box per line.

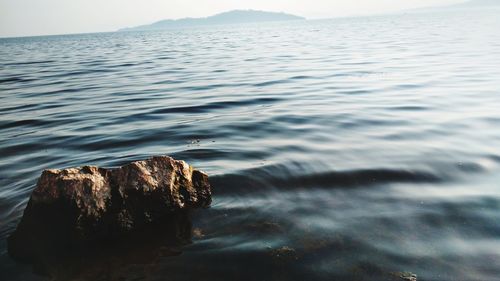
xmin=0 ymin=0 xmax=464 ymax=38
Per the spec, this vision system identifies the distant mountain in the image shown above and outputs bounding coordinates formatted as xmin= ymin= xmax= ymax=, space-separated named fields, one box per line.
xmin=412 ymin=0 xmax=500 ymax=12
xmin=119 ymin=10 xmax=305 ymax=31
xmin=453 ymin=0 xmax=500 ymax=7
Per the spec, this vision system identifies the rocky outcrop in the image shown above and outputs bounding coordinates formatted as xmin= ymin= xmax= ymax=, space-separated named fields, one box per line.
xmin=8 ymin=156 xmax=211 ymax=264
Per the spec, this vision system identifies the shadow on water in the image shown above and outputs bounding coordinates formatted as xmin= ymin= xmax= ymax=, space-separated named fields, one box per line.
xmin=8 ymin=211 xmax=193 ymax=281
xmin=9 ymin=214 xmax=409 ymax=281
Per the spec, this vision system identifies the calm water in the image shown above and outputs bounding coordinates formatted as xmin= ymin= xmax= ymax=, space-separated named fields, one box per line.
xmin=1 ymin=8 xmax=500 ymax=281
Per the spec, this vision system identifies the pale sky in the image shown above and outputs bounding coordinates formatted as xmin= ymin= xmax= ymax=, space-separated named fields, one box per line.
xmin=0 ymin=0 xmax=464 ymax=38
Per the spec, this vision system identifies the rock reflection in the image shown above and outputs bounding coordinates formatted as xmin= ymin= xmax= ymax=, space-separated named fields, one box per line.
xmin=9 ymin=211 xmax=193 ymax=281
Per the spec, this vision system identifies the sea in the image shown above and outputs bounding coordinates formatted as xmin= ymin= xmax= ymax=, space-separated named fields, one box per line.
xmin=1 ymin=7 xmax=500 ymax=281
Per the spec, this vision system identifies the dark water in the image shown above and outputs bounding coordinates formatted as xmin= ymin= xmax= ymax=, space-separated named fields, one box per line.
xmin=1 ymin=8 xmax=500 ymax=281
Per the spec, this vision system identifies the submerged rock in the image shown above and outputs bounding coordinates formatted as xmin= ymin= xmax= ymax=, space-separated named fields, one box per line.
xmin=8 ymin=156 xmax=211 ymax=264
xmin=270 ymin=246 xmax=299 ymax=263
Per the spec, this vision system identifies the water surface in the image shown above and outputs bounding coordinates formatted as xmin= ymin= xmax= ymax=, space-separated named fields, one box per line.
xmin=1 ymin=8 xmax=500 ymax=281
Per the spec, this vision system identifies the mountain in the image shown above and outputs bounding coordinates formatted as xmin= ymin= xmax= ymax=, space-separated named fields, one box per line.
xmin=452 ymin=0 xmax=500 ymax=7
xmin=411 ymin=0 xmax=500 ymax=12
xmin=119 ymin=10 xmax=305 ymax=31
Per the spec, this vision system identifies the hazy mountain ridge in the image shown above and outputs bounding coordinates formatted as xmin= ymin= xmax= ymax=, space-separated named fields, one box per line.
xmin=119 ymin=10 xmax=305 ymax=31
xmin=411 ymin=0 xmax=500 ymax=12
xmin=453 ymin=0 xmax=500 ymax=7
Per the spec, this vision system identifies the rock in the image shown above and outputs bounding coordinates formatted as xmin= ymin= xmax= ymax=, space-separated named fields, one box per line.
xmin=8 ymin=156 xmax=211 ymax=264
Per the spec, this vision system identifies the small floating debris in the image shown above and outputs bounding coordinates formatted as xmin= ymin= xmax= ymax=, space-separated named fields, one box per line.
xmin=391 ymin=271 xmax=418 ymax=281
xmin=188 ymin=138 xmax=201 ymax=146
xmin=400 ymin=272 xmax=417 ymax=281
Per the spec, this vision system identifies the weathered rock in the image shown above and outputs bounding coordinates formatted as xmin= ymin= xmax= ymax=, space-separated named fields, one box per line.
xmin=8 ymin=156 xmax=211 ymax=263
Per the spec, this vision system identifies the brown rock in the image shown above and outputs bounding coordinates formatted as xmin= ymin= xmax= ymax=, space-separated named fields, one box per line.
xmin=8 ymin=156 xmax=211 ymax=263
